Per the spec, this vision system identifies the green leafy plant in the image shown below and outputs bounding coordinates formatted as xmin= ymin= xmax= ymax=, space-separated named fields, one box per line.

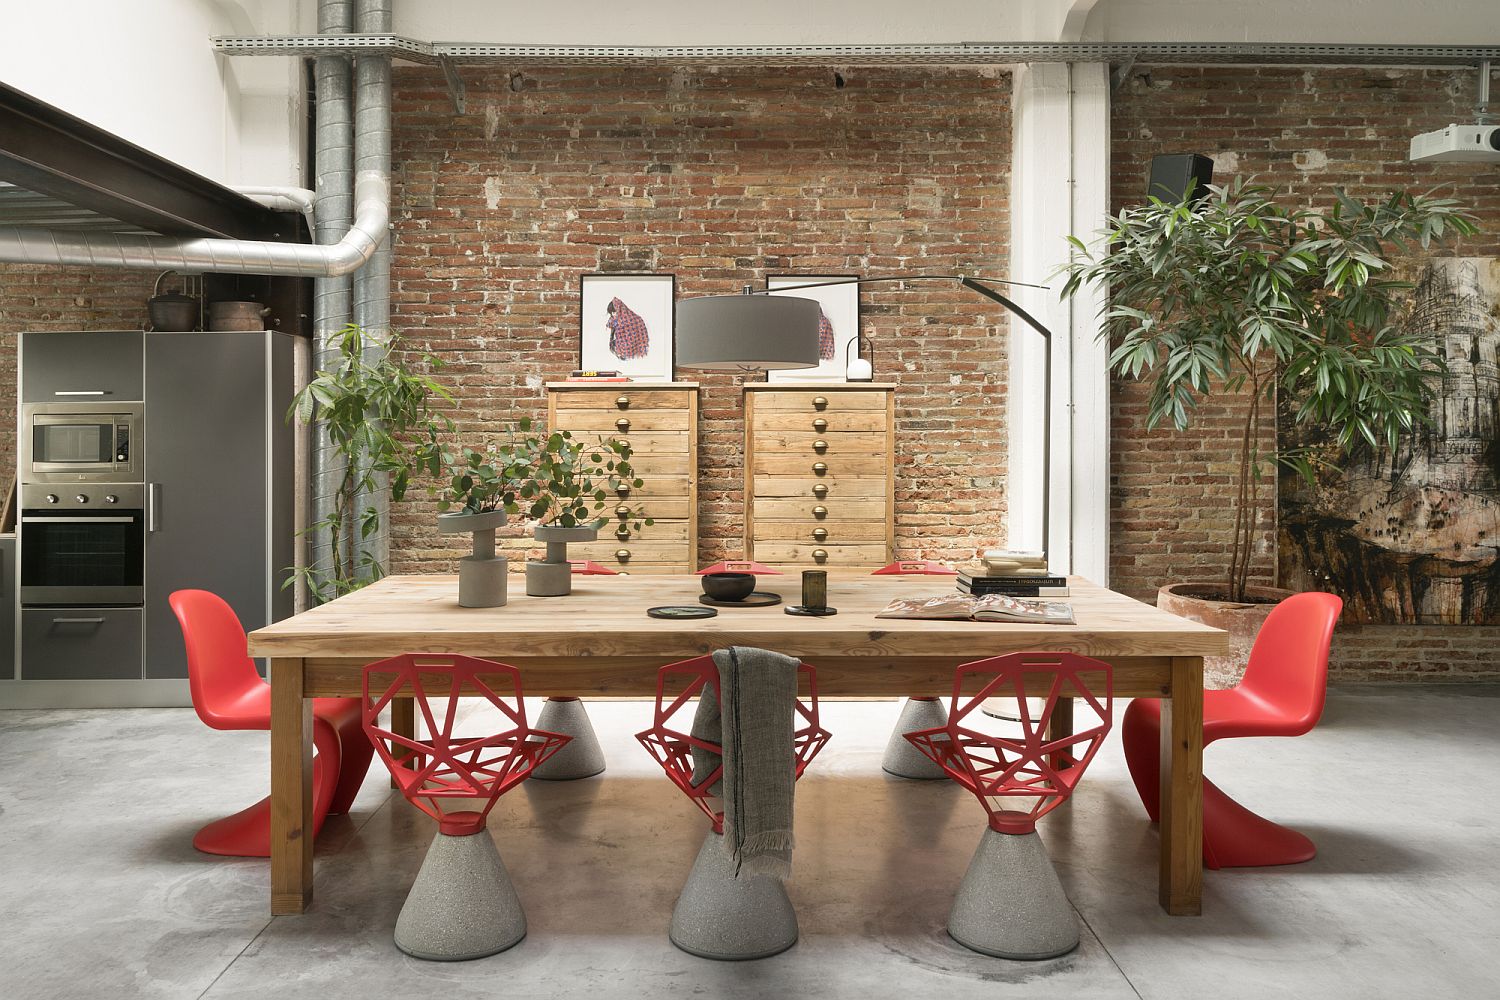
xmin=288 ymin=323 xmax=453 ymax=601
xmin=434 ymin=417 xmax=652 ymax=532
xmin=1058 ymin=178 xmax=1478 ymax=602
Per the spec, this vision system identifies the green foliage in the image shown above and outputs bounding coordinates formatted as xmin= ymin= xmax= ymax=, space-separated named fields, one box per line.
xmin=434 ymin=417 xmax=653 ymax=532
xmin=1058 ymin=178 xmax=1478 ymax=600
xmin=286 ymin=324 xmax=453 ymax=602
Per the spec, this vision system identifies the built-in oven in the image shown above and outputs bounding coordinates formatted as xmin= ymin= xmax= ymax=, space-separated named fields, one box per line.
xmin=20 ymin=402 xmax=142 ymax=483
xmin=19 ymin=483 xmax=145 ymax=605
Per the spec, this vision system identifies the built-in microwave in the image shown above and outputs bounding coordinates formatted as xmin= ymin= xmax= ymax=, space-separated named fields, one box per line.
xmin=20 ymin=402 xmax=142 ymax=483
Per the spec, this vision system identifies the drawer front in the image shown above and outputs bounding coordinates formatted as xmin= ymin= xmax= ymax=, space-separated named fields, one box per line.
xmin=612 ymin=476 xmax=693 ymax=501
xmin=551 ymin=389 xmax=693 ymax=410
xmin=751 ymin=410 xmax=886 ymax=433
xmin=753 ymin=430 xmax=888 ymax=457
xmin=755 ymin=521 xmax=888 ymax=542
xmin=752 ymin=475 xmax=888 ymax=498
xmin=573 ymin=539 xmax=692 ymax=569
xmin=753 ymin=542 xmax=888 ymax=566
xmin=597 ymin=519 xmax=691 ymax=543
xmin=754 ymin=497 xmax=888 ymax=521
xmin=555 ymin=408 xmax=690 ymax=433
xmin=21 ymin=607 xmax=143 ymax=680
xmin=751 ymin=391 xmax=889 ymax=412
xmin=754 ymin=453 xmax=888 ymax=477
xmin=600 ymin=452 xmax=694 ymax=476
xmin=600 ymin=431 xmax=689 ymax=455
xmin=606 ymin=498 xmax=693 ymax=520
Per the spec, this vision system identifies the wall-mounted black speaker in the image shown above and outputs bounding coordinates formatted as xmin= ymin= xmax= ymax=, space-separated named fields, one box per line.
xmin=1148 ymin=154 xmax=1214 ymax=204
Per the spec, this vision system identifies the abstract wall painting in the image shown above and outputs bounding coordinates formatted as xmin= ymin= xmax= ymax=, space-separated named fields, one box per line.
xmin=579 ymin=273 xmax=676 ymax=380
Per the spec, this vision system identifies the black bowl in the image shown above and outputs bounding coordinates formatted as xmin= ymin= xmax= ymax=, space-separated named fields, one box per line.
xmin=702 ymin=572 xmax=756 ymax=602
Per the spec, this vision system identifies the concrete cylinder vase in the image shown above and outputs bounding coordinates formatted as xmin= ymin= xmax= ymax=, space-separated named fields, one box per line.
xmin=437 ymin=509 xmax=509 ymax=609
xmin=527 ymin=524 xmax=598 ymax=597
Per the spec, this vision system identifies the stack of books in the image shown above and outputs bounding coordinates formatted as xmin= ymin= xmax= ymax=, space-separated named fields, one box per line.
xmin=565 ymin=369 xmax=633 ymax=382
xmin=957 ymin=549 xmax=1068 ymax=597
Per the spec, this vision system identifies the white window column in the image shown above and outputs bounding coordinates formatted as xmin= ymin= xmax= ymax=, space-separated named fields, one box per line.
xmin=1008 ymin=62 xmax=1111 ymax=583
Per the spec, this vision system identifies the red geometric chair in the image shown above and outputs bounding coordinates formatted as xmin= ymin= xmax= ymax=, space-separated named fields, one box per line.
xmin=169 ymin=589 xmax=371 ymax=857
xmin=531 ymin=563 xmax=616 ymax=780
xmin=1123 ymin=591 xmax=1342 ymax=869
xmin=906 ymin=652 xmax=1113 ymax=960
xmin=363 ymin=653 xmax=570 ymax=960
xmin=873 ymin=561 xmax=958 ymax=780
xmin=635 ymin=653 xmax=830 ymax=960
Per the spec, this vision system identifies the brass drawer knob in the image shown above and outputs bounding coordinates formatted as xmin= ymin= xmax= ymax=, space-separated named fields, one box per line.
xmin=615 ymin=505 xmax=631 ymax=518
xmin=812 ymin=417 xmax=828 ymax=432
xmin=616 ymin=484 xmax=631 ymax=497
xmin=615 ymin=525 xmax=631 ymax=540
xmin=811 ymin=527 xmax=828 ymax=541
xmin=812 ymin=396 xmax=828 ymax=410
xmin=812 ymin=483 xmax=828 ymax=497
xmin=615 ymin=437 xmax=630 ymax=449
xmin=615 ymin=417 xmax=631 ymax=432
xmin=812 ymin=505 xmax=828 ymax=517
xmin=812 ymin=439 xmax=828 ymax=452
xmin=812 ymin=462 xmax=828 ymax=474
xmin=812 ymin=548 xmax=828 ymax=561
xmin=615 ymin=395 xmax=631 ymax=409
xmin=615 ymin=548 xmax=631 ymax=561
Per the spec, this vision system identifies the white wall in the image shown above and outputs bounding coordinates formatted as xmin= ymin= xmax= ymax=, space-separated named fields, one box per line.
xmin=0 ymin=0 xmax=304 ymax=186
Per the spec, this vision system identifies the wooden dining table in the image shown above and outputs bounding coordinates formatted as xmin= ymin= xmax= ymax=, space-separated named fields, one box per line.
xmin=247 ymin=573 xmax=1226 ymax=918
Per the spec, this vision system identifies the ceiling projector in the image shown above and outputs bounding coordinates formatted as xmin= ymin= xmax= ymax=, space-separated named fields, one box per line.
xmin=1409 ymin=123 xmax=1500 ymax=163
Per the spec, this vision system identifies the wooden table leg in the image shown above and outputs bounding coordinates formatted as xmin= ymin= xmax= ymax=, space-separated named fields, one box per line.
xmin=1046 ymin=695 xmax=1074 ymax=771
xmin=1159 ymin=655 xmax=1204 ymax=915
xmin=270 ymin=657 xmax=313 ymax=915
xmin=390 ymin=696 xmax=415 ymax=789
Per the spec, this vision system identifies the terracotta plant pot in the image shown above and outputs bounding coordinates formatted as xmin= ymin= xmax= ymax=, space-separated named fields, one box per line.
xmin=1156 ymin=583 xmax=1296 ymax=689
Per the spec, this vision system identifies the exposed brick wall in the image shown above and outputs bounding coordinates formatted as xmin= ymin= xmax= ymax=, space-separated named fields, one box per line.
xmin=387 ymin=66 xmax=1012 ymax=570
xmin=0 ymin=267 xmax=158 ymax=483
xmin=1110 ymin=67 xmax=1500 ymax=680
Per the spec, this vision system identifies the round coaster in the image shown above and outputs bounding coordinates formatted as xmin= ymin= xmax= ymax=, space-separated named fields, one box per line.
xmin=648 ymin=605 xmax=718 ymax=620
xmin=699 ymin=592 xmax=783 ymax=608
xmin=785 ymin=605 xmax=838 ymax=617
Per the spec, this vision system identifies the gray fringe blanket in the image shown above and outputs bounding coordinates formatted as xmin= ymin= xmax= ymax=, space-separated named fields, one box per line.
xmin=690 ymin=646 xmax=799 ymax=880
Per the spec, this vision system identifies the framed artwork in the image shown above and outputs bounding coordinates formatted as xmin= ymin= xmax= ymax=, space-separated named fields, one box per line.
xmin=766 ymin=275 xmax=860 ymax=383
xmin=579 ymin=273 xmax=676 ymax=381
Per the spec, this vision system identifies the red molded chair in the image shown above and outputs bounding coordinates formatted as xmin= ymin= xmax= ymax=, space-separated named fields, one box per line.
xmin=1123 ymin=591 xmax=1342 ymax=869
xmin=363 ymin=653 xmax=570 ymax=960
xmin=874 ymin=560 xmax=957 ymax=779
xmin=635 ymin=653 xmax=830 ymax=959
xmin=169 ymin=589 xmax=371 ymax=857
xmin=906 ymin=652 xmax=1113 ymax=960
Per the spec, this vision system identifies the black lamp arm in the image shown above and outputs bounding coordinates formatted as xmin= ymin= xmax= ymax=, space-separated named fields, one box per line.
xmin=749 ymin=274 xmax=1052 ymax=341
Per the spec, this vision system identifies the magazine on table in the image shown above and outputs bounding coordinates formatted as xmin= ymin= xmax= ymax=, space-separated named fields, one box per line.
xmin=875 ymin=593 xmax=1076 ymax=625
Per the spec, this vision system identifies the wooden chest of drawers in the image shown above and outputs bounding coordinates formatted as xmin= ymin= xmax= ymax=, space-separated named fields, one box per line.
xmin=546 ymin=382 xmax=699 ymax=573
xmin=744 ymin=383 xmax=895 ymax=569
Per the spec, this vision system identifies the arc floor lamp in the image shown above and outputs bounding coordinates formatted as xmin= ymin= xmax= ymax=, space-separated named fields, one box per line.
xmin=675 ymin=274 xmax=1054 ymax=564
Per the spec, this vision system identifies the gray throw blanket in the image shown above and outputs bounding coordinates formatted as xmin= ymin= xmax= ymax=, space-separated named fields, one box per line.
xmin=690 ymin=646 xmax=800 ymax=880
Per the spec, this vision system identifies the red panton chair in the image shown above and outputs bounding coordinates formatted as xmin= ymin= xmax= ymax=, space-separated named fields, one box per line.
xmin=905 ymin=652 xmax=1113 ymax=960
xmin=169 ymin=589 xmax=372 ymax=857
xmin=531 ymin=562 xmax=616 ymax=780
xmin=1122 ymin=590 xmax=1342 ymax=869
xmin=363 ymin=653 xmax=570 ymax=960
xmin=635 ymin=653 xmax=830 ymax=960
xmin=873 ymin=561 xmax=958 ymax=780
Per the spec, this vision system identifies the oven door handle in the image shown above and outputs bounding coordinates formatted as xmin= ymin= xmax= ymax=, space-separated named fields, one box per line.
xmin=148 ymin=483 xmax=159 ymax=533
xmin=21 ymin=516 xmax=138 ymax=524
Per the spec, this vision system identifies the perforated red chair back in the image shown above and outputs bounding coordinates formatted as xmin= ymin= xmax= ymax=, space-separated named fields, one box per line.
xmin=1236 ymin=592 xmax=1342 ymax=733
xmin=906 ymin=652 xmax=1113 ymax=833
xmin=169 ymin=590 xmax=269 ymax=730
xmin=363 ymin=654 xmax=570 ymax=835
xmin=635 ymin=654 xmax=831 ymax=834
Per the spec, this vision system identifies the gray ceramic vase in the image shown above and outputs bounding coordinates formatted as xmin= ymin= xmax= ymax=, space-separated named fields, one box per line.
xmin=526 ymin=524 xmax=598 ymax=597
xmin=437 ymin=509 xmax=509 ymax=608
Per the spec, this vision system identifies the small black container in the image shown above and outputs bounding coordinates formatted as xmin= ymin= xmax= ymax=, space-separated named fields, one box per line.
xmin=701 ymin=572 xmax=756 ymax=602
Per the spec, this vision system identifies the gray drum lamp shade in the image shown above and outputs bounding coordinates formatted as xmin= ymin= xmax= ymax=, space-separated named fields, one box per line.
xmin=676 ymin=294 xmax=821 ymax=370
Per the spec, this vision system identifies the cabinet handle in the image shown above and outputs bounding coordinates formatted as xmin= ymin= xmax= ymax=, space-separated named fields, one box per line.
xmin=812 ymin=417 xmax=828 ymax=432
xmin=53 ymin=617 xmax=106 ymax=625
xmin=53 ymin=390 xmax=110 ymax=396
xmin=812 ymin=548 xmax=828 ymax=561
xmin=812 ymin=439 xmax=828 ymax=452
xmin=615 ymin=437 xmax=630 ymax=449
xmin=811 ymin=527 xmax=828 ymax=541
xmin=615 ymin=505 xmax=631 ymax=518
xmin=812 ymin=483 xmax=828 ymax=497
xmin=616 ymin=395 xmax=631 ymax=409
xmin=812 ymin=462 xmax=828 ymax=474
xmin=616 ymin=484 xmax=631 ymax=497
xmin=616 ymin=417 xmax=631 ymax=432
xmin=615 ymin=526 xmax=631 ymax=540
xmin=812 ymin=396 xmax=828 ymax=410
xmin=148 ymin=483 xmax=160 ymax=532
xmin=615 ymin=548 xmax=631 ymax=561
xmin=812 ymin=505 xmax=828 ymax=517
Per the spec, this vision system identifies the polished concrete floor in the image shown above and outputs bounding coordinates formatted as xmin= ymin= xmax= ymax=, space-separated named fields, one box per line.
xmin=2 ymin=686 xmax=1496 ymax=999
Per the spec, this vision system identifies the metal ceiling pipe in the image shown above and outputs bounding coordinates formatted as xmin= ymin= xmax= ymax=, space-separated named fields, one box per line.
xmin=233 ymin=185 xmax=316 ymax=228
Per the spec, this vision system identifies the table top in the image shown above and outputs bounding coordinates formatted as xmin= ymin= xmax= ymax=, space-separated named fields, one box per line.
xmin=247 ymin=574 xmax=1227 ymax=661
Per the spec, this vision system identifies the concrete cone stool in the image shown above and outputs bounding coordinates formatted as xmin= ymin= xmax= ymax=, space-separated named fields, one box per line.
xmin=669 ymin=830 xmax=799 ymax=961
xmin=529 ymin=697 xmax=606 ymax=780
xmin=394 ymin=825 xmax=528 ymax=961
xmin=882 ymin=697 xmax=950 ymax=779
xmin=947 ymin=828 xmax=1078 ymax=960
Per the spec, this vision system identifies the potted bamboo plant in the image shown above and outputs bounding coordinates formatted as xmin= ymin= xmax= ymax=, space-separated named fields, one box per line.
xmin=1059 ymin=178 xmax=1477 ymax=684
